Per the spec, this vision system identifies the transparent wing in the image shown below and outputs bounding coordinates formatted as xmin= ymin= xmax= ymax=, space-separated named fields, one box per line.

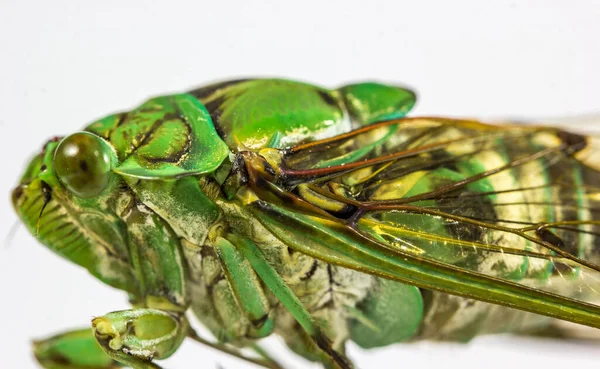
xmin=246 ymin=117 xmax=600 ymax=329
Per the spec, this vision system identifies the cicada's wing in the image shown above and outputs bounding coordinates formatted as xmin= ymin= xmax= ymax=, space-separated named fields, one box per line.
xmin=247 ymin=117 xmax=600 ymax=329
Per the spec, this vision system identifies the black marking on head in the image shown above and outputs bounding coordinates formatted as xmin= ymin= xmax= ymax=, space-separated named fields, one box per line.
xmin=136 ymin=112 xmax=192 ymax=164
xmin=128 ymin=117 xmax=165 ymax=155
xmin=104 ymin=112 xmax=129 ymax=139
xmin=40 ymin=180 xmax=52 ymax=203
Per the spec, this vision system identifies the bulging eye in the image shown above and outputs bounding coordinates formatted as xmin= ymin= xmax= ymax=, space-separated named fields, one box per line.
xmin=54 ymin=132 xmax=113 ymax=198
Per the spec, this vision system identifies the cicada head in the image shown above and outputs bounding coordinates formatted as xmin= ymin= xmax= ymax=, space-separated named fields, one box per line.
xmin=12 ymin=132 xmax=138 ymax=292
xmin=12 ymin=93 xmax=230 ymax=293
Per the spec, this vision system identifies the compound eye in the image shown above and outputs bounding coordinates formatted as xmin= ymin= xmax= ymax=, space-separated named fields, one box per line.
xmin=54 ymin=132 xmax=112 ymax=198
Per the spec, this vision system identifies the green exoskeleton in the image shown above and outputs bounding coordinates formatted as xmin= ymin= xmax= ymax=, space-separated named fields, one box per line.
xmin=12 ymin=79 xmax=600 ymax=369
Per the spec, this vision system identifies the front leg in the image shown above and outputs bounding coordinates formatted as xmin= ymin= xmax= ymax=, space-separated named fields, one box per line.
xmin=33 ymin=328 xmax=121 ymax=369
xmin=92 ymin=309 xmax=188 ymax=369
xmin=221 ymin=234 xmax=354 ymax=369
xmin=84 ymin=195 xmax=190 ymax=369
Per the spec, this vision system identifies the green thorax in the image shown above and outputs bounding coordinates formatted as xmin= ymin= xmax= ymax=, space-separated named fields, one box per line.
xmin=85 ymin=78 xmax=416 ymax=180
xmin=190 ymin=78 xmax=416 ymax=151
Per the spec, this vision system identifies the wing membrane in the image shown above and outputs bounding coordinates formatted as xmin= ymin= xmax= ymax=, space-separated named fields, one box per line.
xmin=249 ymin=117 xmax=600 ymax=328
xmin=247 ymin=200 xmax=600 ymax=329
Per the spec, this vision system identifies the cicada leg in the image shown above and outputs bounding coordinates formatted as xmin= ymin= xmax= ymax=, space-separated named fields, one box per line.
xmin=273 ymin=313 xmax=345 ymax=369
xmin=33 ymin=328 xmax=121 ymax=369
xmin=187 ymin=329 xmax=285 ymax=369
xmin=87 ymin=308 xmax=283 ymax=369
xmin=213 ymin=237 xmax=275 ymax=339
xmin=91 ymin=309 xmax=188 ymax=369
xmin=520 ymin=319 xmax=600 ymax=341
xmin=222 ymin=234 xmax=354 ymax=369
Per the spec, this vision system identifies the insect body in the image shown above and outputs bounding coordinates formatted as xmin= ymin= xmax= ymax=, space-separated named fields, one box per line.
xmin=12 ymin=79 xmax=600 ymax=369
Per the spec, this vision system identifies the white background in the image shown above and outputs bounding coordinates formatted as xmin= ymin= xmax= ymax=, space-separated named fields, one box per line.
xmin=1 ymin=1 xmax=599 ymax=368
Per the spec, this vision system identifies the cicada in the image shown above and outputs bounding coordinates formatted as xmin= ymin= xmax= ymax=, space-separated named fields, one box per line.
xmin=11 ymin=79 xmax=600 ymax=369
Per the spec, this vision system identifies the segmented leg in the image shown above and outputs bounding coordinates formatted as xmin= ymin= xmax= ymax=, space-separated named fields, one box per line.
xmin=223 ymin=234 xmax=353 ymax=369
xmin=91 ymin=309 xmax=187 ymax=369
xmin=33 ymin=328 xmax=120 ymax=369
xmin=187 ymin=328 xmax=284 ymax=369
xmin=213 ymin=236 xmax=274 ymax=339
